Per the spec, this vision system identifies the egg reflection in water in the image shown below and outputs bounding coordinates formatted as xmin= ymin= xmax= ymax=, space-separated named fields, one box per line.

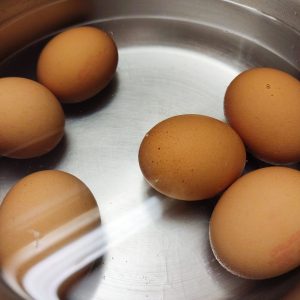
xmin=0 ymin=170 xmax=101 ymax=299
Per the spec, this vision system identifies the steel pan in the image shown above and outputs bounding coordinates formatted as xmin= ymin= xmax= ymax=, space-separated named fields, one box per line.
xmin=0 ymin=0 xmax=299 ymax=299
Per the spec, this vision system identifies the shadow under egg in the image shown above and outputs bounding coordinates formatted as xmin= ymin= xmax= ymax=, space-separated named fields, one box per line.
xmin=143 ymin=179 xmax=220 ymax=221
xmin=59 ymin=256 xmax=105 ymax=300
xmin=63 ymin=74 xmax=120 ymax=119
xmin=0 ymin=134 xmax=68 ymax=182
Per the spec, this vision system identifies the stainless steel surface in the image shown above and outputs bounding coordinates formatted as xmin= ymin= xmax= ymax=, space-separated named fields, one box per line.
xmin=0 ymin=0 xmax=300 ymax=299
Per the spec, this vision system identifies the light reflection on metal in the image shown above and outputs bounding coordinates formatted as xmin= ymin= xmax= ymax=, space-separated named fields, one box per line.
xmin=3 ymin=196 xmax=165 ymax=299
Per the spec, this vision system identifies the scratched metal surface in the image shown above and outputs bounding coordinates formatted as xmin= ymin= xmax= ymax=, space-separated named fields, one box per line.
xmin=0 ymin=0 xmax=300 ymax=299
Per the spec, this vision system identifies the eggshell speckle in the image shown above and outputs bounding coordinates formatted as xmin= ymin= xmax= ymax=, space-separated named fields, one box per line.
xmin=138 ymin=114 xmax=246 ymax=201
xmin=210 ymin=166 xmax=300 ymax=279
xmin=224 ymin=67 xmax=300 ymax=164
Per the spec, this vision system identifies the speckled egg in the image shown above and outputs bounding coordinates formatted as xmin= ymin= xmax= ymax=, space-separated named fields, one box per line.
xmin=138 ymin=114 xmax=246 ymax=201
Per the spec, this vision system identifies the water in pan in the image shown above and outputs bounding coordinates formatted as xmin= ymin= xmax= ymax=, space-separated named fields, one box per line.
xmin=0 ymin=15 xmax=300 ymax=300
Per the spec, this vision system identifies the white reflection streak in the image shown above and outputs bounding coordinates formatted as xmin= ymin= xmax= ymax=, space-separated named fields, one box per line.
xmin=19 ymin=196 xmax=163 ymax=300
xmin=3 ymin=208 xmax=100 ymax=299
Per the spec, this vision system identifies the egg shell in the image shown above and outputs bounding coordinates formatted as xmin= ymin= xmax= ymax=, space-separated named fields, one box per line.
xmin=37 ymin=26 xmax=118 ymax=103
xmin=0 ymin=77 xmax=65 ymax=159
xmin=210 ymin=166 xmax=300 ymax=279
xmin=0 ymin=170 xmax=100 ymax=285
xmin=224 ymin=67 xmax=300 ymax=164
xmin=138 ymin=114 xmax=246 ymax=201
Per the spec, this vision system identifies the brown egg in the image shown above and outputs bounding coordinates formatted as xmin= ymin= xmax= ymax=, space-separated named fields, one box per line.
xmin=224 ymin=67 xmax=300 ymax=164
xmin=210 ymin=166 xmax=300 ymax=279
xmin=138 ymin=114 xmax=246 ymax=201
xmin=0 ymin=77 xmax=65 ymax=159
xmin=37 ymin=26 xmax=118 ymax=103
xmin=0 ymin=170 xmax=101 ymax=297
